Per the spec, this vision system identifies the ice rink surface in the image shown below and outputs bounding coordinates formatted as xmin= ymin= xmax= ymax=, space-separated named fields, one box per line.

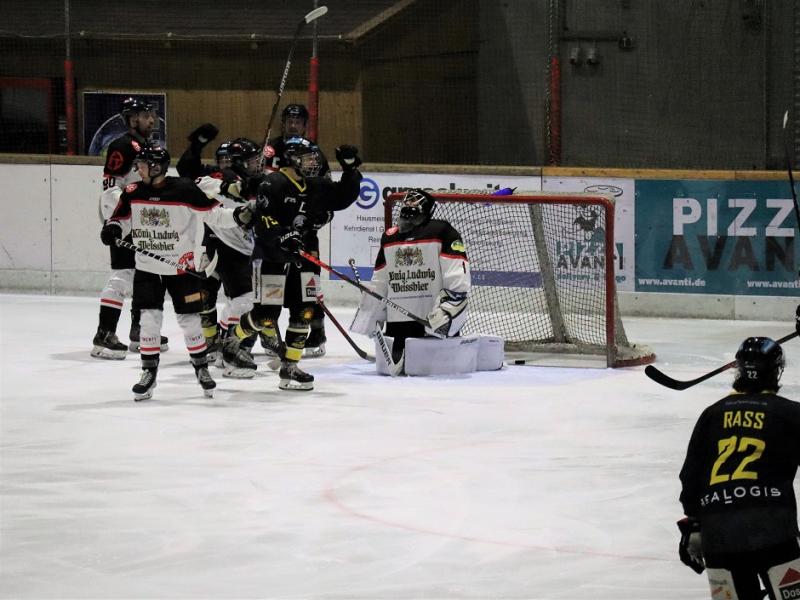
xmin=1 ymin=292 xmax=798 ymax=599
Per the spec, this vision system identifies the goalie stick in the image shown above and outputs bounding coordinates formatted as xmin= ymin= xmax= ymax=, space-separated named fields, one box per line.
xmin=259 ymin=5 xmax=329 ymax=170
xmin=314 ymin=292 xmax=374 ymax=362
xmin=115 ymin=239 xmax=217 ymax=280
xmin=644 ymin=330 xmax=799 ymax=390
xmin=300 ymin=251 xmax=439 ymax=335
xmin=348 ymin=259 xmax=401 ymax=375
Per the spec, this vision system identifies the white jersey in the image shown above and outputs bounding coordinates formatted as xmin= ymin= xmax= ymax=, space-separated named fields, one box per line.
xmin=373 ymin=220 xmax=470 ymax=323
xmin=196 ymin=175 xmax=254 ymax=256
xmin=110 ymin=177 xmax=239 ymax=276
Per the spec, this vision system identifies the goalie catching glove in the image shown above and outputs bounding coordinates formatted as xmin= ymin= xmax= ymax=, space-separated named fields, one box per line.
xmin=426 ymin=289 xmax=468 ymax=337
xmin=676 ymin=517 xmax=704 ymax=574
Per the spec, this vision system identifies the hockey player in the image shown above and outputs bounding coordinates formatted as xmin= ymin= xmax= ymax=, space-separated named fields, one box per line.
xmin=352 ymin=189 xmax=471 ymax=371
xmin=225 ymin=136 xmax=362 ymax=390
xmin=677 ymin=336 xmax=800 ymax=599
xmin=100 ymin=145 xmax=254 ymax=401
xmin=263 ymin=104 xmax=333 ymax=358
xmin=195 ymin=138 xmax=263 ymax=378
xmin=91 ymin=96 xmax=167 ymax=359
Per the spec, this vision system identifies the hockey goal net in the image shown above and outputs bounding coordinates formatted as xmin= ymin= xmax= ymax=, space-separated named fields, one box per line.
xmin=385 ymin=191 xmax=655 ymax=368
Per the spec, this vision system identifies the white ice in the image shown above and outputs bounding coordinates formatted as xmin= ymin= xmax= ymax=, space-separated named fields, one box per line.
xmin=1 ymin=292 xmax=798 ymax=599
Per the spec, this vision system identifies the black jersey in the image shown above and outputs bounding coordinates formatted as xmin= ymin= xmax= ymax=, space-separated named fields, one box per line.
xmin=252 ymin=167 xmax=361 ymax=262
xmin=679 ymin=391 xmax=800 ymax=553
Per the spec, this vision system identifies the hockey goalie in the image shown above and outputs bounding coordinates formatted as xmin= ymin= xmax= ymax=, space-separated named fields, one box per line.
xmin=350 ymin=188 xmax=503 ymax=376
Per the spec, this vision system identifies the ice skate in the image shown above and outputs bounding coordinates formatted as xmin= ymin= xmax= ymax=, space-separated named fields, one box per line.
xmin=90 ymin=330 xmax=128 ymax=360
xmin=195 ymin=366 xmax=216 ymax=398
xmin=278 ymin=361 xmax=314 ymax=391
xmin=303 ymin=329 xmax=326 ymax=359
xmin=258 ymin=331 xmax=284 ymax=370
xmin=132 ymin=368 xmax=157 ymax=401
xmin=128 ymin=324 xmax=169 ymax=353
xmin=222 ymin=335 xmax=257 ymax=379
xmin=205 ymin=335 xmax=221 ymax=366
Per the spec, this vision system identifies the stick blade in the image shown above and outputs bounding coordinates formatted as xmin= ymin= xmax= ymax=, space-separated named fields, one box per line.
xmin=644 ymin=365 xmax=693 ymax=390
xmin=305 ymin=6 xmax=328 ymax=23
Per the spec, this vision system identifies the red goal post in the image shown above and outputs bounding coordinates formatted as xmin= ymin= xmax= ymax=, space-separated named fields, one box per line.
xmin=385 ymin=191 xmax=655 ymax=368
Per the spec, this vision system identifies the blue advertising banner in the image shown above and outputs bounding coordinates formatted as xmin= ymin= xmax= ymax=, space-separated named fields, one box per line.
xmin=635 ymin=180 xmax=798 ymax=295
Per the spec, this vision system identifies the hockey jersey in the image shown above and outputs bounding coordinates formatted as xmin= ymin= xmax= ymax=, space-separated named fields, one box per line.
xmin=373 ymin=219 xmax=470 ymax=323
xmin=196 ymin=173 xmax=254 ymax=257
xmin=109 ymin=176 xmax=238 ymax=275
xmin=679 ymin=390 xmax=800 ymax=553
xmin=98 ymin=131 xmax=148 ymax=221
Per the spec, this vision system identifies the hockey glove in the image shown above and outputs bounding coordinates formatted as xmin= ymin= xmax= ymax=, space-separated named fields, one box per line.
xmin=308 ymin=209 xmax=334 ymax=231
xmin=233 ymin=200 xmax=256 ymax=228
xmin=426 ymin=289 xmax=468 ymax=337
xmin=335 ymin=145 xmax=362 ymax=171
xmin=220 ymin=170 xmax=242 ymax=199
xmin=100 ymin=222 xmax=123 ymax=246
xmin=676 ymin=517 xmax=704 ymax=574
xmin=278 ymin=229 xmax=304 ymax=256
xmin=188 ymin=123 xmax=219 ymax=147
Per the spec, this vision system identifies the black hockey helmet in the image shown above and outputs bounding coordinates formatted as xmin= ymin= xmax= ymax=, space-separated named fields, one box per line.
xmin=398 ymin=189 xmax=436 ymax=233
xmin=733 ymin=336 xmax=785 ymax=393
xmin=283 ymin=136 xmax=323 ymax=178
xmin=281 ymin=103 xmax=309 ymax=123
xmin=121 ymin=97 xmax=153 ymax=122
xmin=215 ymin=141 xmax=232 ymax=167
xmin=135 ymin=144 xmax=170 ymax=178
xmin=227 ymin=137 xmax=261 ymax=178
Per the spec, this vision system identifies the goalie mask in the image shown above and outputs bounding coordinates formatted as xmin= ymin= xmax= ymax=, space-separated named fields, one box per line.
xmin=733 ymin=336 xmax=784 ymax=393
xmin=134 ymin=145 xmax=170 ymax=180
xmin=398 ymin=189 xmax=436 ymax=233
xmin=283 ymin=136 xmax=323 ymax=178
xmin=227 ymin=137 xmax=261 ymax=178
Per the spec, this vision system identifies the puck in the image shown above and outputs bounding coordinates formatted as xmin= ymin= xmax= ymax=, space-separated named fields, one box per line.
xmin=513 ymin=359 xmax=526 ymax=365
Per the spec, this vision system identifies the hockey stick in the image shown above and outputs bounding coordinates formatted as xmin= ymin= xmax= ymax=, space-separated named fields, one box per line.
xmin=314 ymin=292 xmax=374 ymax=362
xmin=782 ymin=111 xmax=800 ymax=230
xmin=300 ymin=251 xmax=437 ymax=333
xmin=115 ymin=238 xmax=212 ymax=280
xmin=259 ymin=5 xmax=329 ymax=170
xmin=644 ymin=330 xmax=799 ymax=391
xmin=348 ymin=259 xmax=400 ymax=375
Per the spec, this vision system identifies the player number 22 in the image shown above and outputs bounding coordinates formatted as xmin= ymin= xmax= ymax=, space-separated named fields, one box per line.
xmin=709 ymin=435 xmax=765 ymax=485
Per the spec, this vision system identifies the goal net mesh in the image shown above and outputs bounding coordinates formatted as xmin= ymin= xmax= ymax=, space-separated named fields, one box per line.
xmin=387 ymin=192 xmax=654 ymax=367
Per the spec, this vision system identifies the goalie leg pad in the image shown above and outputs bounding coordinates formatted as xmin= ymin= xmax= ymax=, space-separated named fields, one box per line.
xmin=477 ymin=335 xmax=505 ymax=371
xmin=404 ymin=336 xmax=479 ymax=376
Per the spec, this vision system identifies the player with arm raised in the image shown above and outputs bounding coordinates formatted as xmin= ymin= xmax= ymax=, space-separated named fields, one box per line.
xmin=677 ymin=336 xmax=800 ymax=598
xmin=223 ymin=136 xmax=361 ymax=390
xmin=262 ymin=103 xmax=333 ymax=358
xmin=91 ymin=97 xmax=168 ymax=359
xmin=100 ymin=145 xmax=253 ymax=401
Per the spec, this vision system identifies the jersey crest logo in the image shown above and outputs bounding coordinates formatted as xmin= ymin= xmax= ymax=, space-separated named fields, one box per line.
xmin=131 ymin=140 xmax=141 ymax=152
xmin=125 ymin=183 xmax=138 ymax=193
xmin=176 ymin=251 xmax=194 ymax=274
xmin=140 ymin=207 xmax=170 ymax=227
xmin=107 ymin=150 xmax=125 ymax=172
xmin=450 ymin=239 xmax=466 ymax=253
xmin=386 ymin=226 xmax=398 ymax=236
xmin=394 ymin=246 xmax=424 ymax=267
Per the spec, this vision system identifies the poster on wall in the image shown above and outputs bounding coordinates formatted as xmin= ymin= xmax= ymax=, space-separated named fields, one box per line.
xmin=635 ymin=180 xmax=798 ymax=296
xmin=330 ymin=173 xmax=541 ymax=280
xmin=542 ymin=176 xmax=635 ymax=292
xmin=83 ymin=91 xmax=167 ymax=156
